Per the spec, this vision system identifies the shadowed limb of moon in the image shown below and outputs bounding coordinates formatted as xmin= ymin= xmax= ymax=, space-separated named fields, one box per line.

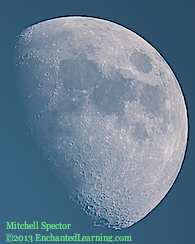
xmin=14 ymin=17 xmax=188 ymax=230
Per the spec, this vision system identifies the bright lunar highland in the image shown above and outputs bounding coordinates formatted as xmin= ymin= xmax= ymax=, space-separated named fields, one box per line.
xmin=14 ymin=17 xmax=188 ymax=230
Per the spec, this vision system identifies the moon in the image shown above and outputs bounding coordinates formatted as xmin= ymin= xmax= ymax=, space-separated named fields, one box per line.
xmin=14 ymin=17 xmax=188 ymax=230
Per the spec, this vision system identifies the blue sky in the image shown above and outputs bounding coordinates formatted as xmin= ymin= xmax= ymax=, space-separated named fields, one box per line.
xmin=0 ymin=1 xmax=194 ymax=243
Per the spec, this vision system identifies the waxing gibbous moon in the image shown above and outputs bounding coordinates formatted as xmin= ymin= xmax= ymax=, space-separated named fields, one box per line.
xmin=14 ymin=17 xmax=188 ymax=230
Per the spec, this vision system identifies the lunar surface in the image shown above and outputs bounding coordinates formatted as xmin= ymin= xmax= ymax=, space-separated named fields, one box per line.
xmin=14 ymin=17 xmax=188 ymax=230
